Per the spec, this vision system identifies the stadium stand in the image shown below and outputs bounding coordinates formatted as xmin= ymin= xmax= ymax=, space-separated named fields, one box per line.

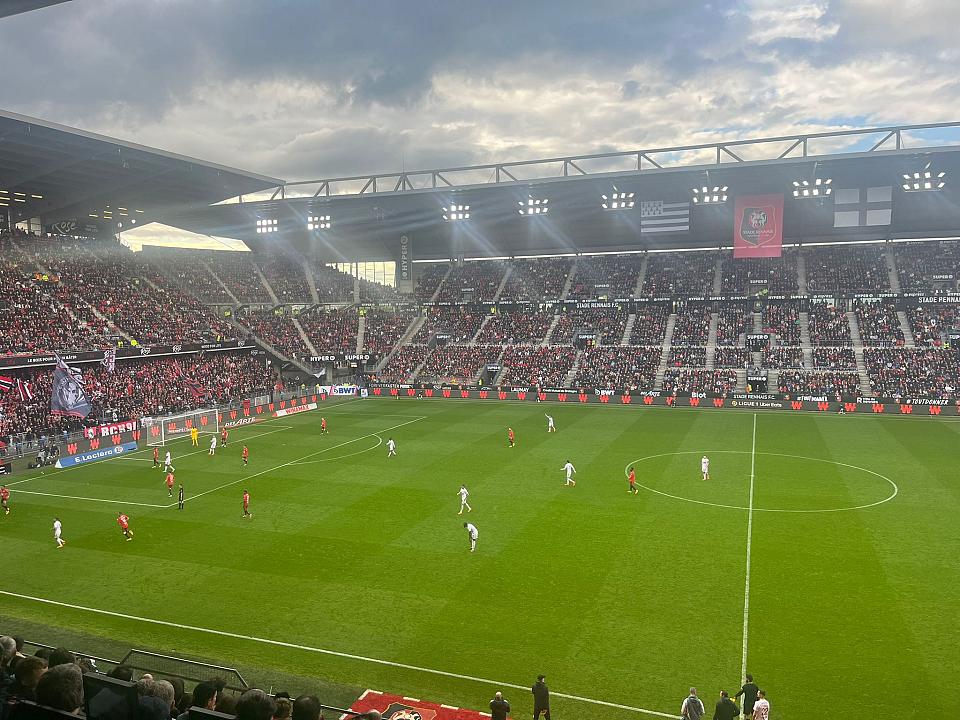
xmin=721 ymin=249 xmax=798 ymax=294
xmin=808 ymin=303 xmax=852 ymax=345
xmin=568 ymin=254 xmax=642 ymax=300
xmin=642 ymin=251 xmax=716 ymax=297
xmin=805 ymin=245 xmax=889 ymax=294
xmin=573 ymin=347 xmax=660 ymax=390
xmin=476 ymin=310 xmax=554 ymax=345
xmin=498 ymin=257 xmax=572 ymax=301
xmin=895 ymin=240 xmax=960 ymax=292
xmin=499 ymin=345 xmax=577 ymax=387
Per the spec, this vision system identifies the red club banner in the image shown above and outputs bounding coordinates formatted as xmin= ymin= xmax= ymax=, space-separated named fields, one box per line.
xmin=733 ymin=194 xmax=784 ymax=258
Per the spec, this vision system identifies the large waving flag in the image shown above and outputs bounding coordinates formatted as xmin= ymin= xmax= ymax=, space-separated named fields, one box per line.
xmin=51 ymin=354 xmax=92 ymax=418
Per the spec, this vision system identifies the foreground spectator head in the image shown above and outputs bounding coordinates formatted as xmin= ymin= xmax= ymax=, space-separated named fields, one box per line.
xmin=0 ymin=635 xmax=15 ymax=666
xmin=34 ymin=647 xmax=53 ymax=662
xmin=48 ymin=647 xmax=76 ymax=668
xmin=137 ymin=695 xmax=172 ymax=720
xmin=15 ymin=655 xmax=48 ymax=690
xmin=152 ymin=679 xmax=176 ymax=709
xmin=273 ymin=695 xmax=292 ymax=720
xmin=237 ymin=689 xmax=277 ymax=720
xmin=135 ymin=678 xmax=157 ymax=697
xmin=292 ymin=695 xmax=322 ymax=720
xmin=36 ymin=662 xmax=84 ymax=713
xmin=168 ymin=677 xmax=186 ymax=710
xmin=190 ymin=681 xmax=218 ymax=710
xmin=216 ymin=694 xmax=238 ymax=715
xmin=109 ymin=665 xmax=134 ymax=682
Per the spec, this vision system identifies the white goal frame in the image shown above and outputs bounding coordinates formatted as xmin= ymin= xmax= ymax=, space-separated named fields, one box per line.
xmin=142 ymin=409 xmax=220 ymax=447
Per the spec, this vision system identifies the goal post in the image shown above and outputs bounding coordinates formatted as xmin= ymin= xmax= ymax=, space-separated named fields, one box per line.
xmin=141 ymin=409 xmax=220 ymax=447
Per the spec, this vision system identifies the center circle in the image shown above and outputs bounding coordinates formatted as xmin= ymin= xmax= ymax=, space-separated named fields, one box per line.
xmin=623 ymin=450 xmax=898 ymax=513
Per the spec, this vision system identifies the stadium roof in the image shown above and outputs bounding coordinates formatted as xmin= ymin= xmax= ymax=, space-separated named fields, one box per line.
xmin=160 ymin=122 xmax=960 ymax=261
xmin=0 ymin=109 xmax=283 ymax=231
xmin=0 ymin=0 xmax=71 ymax=19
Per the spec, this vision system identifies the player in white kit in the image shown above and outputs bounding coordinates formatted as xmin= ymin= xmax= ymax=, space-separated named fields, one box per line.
xmin=387 ymin=437 xmax=396 ymax=457
xmin=701 ymin=455 xmax=710 ymax=481
xmin=545 ymin=414 xmax=556 ymax=432
xmin=164 ymin=450 xmax=174 ymax=473
xmin=463 ymin=522 xmax=479 ymax=552
xmin=562 ymin=460 xmax=577 ymax=486
xmin=53 ymin=517 xmax=65 ymax=548
xmin=209 ymin=436 xmax=217 ymax=456
xmin=457 ymin=485 xmax=472 ymax=515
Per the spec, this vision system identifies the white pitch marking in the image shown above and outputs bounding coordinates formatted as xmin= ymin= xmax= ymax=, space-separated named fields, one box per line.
xmin=741 ymin=414 xmax=757 ymax=683
xmin=290 ymin=436 xmax=383 ymax=465
xmin=6 ymin=490 xmax=167 ymax=508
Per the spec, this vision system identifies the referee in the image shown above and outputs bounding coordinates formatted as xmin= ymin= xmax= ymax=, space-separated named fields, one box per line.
xmin=178 ymin=484 xmax=185 ymax=510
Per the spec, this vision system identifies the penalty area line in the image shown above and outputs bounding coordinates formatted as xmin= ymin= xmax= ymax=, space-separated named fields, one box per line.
xmin=0 ymin=589 xmax=674 ymax=718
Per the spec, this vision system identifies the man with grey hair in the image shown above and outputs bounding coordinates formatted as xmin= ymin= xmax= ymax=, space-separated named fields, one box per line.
xmin=0 ymin=635 xmax=16 ymax=678
xmin=35 ymin=662 xmax=84 ymax=713
xmin=681 ymin=687 xmax=705 ymax=720
xmin=489 ymin=691 xmax=510 ymax=720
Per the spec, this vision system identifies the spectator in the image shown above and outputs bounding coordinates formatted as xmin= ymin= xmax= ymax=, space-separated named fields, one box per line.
xmin=47 ymin=648 xmax=76 ymax=669
xmin=532 ymin=675 xmax=550 ymax=720
xmin=138 ymin=696 xmax=172 ymax=720
xmin=291 ymin=695 xmax=323 ymax=720
xmin=236 ymin=689 xmax=276 ymax=720
xmin=6 ymin=655 xmax=47 ymax=703
xmin=681 ymin=687 xmax=705 ymax=720
xmin=176 ymin=681 xmax=217 ymax=720
xmin=489 ymin=692 xmax=510 ymax=720
xmin=713 ymin=690 xmax=739 ymax=720
xmin=35 ymin=663 xmax=83 ymax=713
xmin=273 ymin=693 xmax=292 ymax=720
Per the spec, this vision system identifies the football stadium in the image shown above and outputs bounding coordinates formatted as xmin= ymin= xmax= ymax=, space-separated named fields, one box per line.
xmin=1 ymin=3 xmax=959 ymax=720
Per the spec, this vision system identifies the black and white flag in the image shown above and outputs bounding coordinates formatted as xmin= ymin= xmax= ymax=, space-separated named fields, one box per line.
xmin=639 ymin=200 xmax=690 ymax=234
xmin=51 ymin=354 xmax=92 ymax=418
xmin=833 ymin=186 xmax=892 ymax=227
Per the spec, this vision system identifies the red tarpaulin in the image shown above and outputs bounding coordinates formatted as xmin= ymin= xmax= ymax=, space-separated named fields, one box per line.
xmin=733 ymin=194 xmax=784 ymax=258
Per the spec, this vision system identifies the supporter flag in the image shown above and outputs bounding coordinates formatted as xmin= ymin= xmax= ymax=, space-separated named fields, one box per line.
xmin=16 ymin=379 xmax=33 ymax=402
xmin=0 ymin=375 xmax=13 ymax=393
xmin=833 ymin=186 xmax=892 ymax=227
xmin=101 ymin=348 xmax=116 ymax=373
xmin=51 ymin=353 xmax=93 ymax=418
xmin=176 ymin=368 xmax=209 ymax=400
xmin=733 ymin=194 xmax=784 ymax=258
xmin=639 ymin=200 xmax=690 ymax=234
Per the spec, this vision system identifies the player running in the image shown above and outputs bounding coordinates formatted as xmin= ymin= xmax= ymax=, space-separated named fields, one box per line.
xmin=53 ymin=517 xmax=65 ymax=548
xmin=701 ymin=455 xmax=710 ymax=481
xmin=627 ymin=466 xmax=638 ymax=495
xmin=165 ymin=470 xmax=175 ymax=497
xmin=163 ymin=450 xmax=174 ymax=473
xmin=463 ymin=522 xmax=479 ymax=553
xmin=242 ymin=490 xmax=252 ymax=518
xmin=545 ymin=414 xmax=556 ymax=432
xmin=457 ymin=485 xmax=472 ymax=515
xmin=221 ymin=428 xmax=228 ymax=447
xmin=190 ymin=426 xmax=199 ymax=447
xmin=508 ymin=427 xmax=515 ymax=448
xmin=242 ymin=445 xmax=249 ymax=466
xmin=562 ymin=460 xmax=577 ymax=486
xmin=153 ymin=447 xmax=160 ymax=469
xmin=209 ymin=436 xmax=217 ymax=456
xmin=116 ymin=512 xmax=134 ymax=541
xmin=387 ymin=437 xmax=396 ymax=458
xmin=1 ymin=485 xmax=10 ymax=515
xmin=320 ymin=417 xmax=328 ymax=434
xmin=178 ymin=484 xmax=185 ymax=510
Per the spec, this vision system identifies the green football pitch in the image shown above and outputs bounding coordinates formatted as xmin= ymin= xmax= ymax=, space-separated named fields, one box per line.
xmin=2 ymin=397 xmax=958 ymax=720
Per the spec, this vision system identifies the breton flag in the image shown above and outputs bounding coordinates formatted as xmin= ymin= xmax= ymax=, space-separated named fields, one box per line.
xmin=834 ymin=186 xmax=893 ymax=227
xmin=639 ymin=200 xmax=690 ymax=234
xmin=16 ymin=379 xmax=33 ymax=402
xmin=0 ymin=375 xmax=13 ymax=393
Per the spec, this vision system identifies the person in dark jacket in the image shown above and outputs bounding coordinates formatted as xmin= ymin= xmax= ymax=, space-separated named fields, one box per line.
xmin=489 ymin=691 xmax=510 ymax=720
xmin=532 ymin=675 xmax=550 ymax=720
xmin=734 ymin=674 xmax=758 ymax=718
xmin=713 ymin=690 xmax=739 ymax=720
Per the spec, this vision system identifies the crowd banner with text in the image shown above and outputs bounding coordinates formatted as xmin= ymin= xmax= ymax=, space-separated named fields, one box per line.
xmin=733 ymin=194 xmax=784 ymax=258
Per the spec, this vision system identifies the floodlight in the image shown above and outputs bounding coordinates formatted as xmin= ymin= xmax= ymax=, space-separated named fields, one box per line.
xmin=601 ymin=190 xmax=634 ymax=210
xmin=518 ymin=196 xmax=549 ymax=216
xmin=255 ymin=218 xmax=278 ymax=234
xmin=443 ymin=204 xmax=470 ymax=221
xmin=307 ymin=215 xmax=331 ymax=230
xmin=902 ymin=164 xmax=946 ymax=192
xmin=791 ymin=177 xmax=832 ymax=198
xmin=692 ymin=186 xmax=728 ymax=204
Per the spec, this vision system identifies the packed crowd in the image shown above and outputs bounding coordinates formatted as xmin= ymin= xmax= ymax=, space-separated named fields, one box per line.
xmin=208 ymin=253 xmax=273 ymax=304
xmin=0 ymin=352 xmax=269 ymax=442
xmin=417 ymin=346 xmax=501 ymax=383
xmin=813 ymin=348 xmax=858 ymax=370
xmin=864 ymin=347 xmax=960 ymax=399
xmin=299 ymin=309 xmax=359 ymax=355
xmin=853 ymin=301 xmax=904 ymax=347
xmin=550 ymin=308 xmax=628 ymax=346
xmin=377 ymin=345 xmax=431 ymax=383
xmin=143 ymin=249 xmax=234 ymax=303
xmin=714 ymin=307 xmax=752 ymax=346
xmin=413 ymin=263 xmax=450 ymax=302
xmin=908 ymin=305 xmax=959 ymax=347
xmin=260 ymin=255 xmax=311 ymax=302
xmin=670 ymin=305 xmax=712 ymax=345
xmin=807 ymin=303 xmax=852 ymax=345
xmin=573 ymin=347 xmax=660 ymax=390
xmin=895 ymin=240 xmax=960 ymax=292
xmin=642 ymin=251 xmax=717 ymax=297
xmin=629 ymin=306 xmax=670 ymax=345
xmin=311 ymin=264 xmax=355 ymax=303
xmin=720 ymin=251 xmax=798 ymax=294
xmin=777 ymin=370 xmax=861 ymax=397
xmin=413 ymin=307 xmax=485 ymax=344
xmin=498 ymin=258 xmax=572 ymax=301
xmin=667 ymin=346 xmax=707 ymax=367
xmin=361 ymin=311 xmax=416 ymax=355
xmin=805 ymin=245 xmax=889 ymax=294
xmin=238 ymin=311 xmax=308 ymax=360
xmin=567 ymin=255 xmax=642 ymax=300
xmin=477 ymin=311 xmax=554 ymax=345
xmin=762 ymin=303 xmax=801 ymax=346
xmin=434 ymin=261 xmax=506 ymax=302
xmin=661 ymin=369 xmax=737 ymax=395
xmin=498 ymin=346 xmax=576 ymax=387
xmin=714 ymin=347 xmax=752 ymax=368
xmin=762 ymin=347 xmax=805 ymax=369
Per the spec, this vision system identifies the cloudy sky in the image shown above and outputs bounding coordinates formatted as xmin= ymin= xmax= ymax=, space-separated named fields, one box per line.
xmin=2 ymin=0 xmax=958 ymax=247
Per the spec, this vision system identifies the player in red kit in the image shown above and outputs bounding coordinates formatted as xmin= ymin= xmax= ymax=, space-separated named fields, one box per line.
xmin=242 ymin=445 xmax=249 ymax=466
xmin=320 ymin=417 xmax=328 ymax=434
xmin=153 ymin=447 xmax=160 ymax=469
xmin=242 ymin=490 xmax=252 ymax=518
xmin=627 ymin=466 xmax=638 ymax=495
xmin=116 ymin=512 xmax=133 ymax=541
xmin=1 ymin=485 xmax=10 ymax=515
xmin=165 ymin=471 xmax=175 ymax=497
xmin=221 ymin=428 xmax=228 ymax=447
xmin=507 ymin=427 xmax=515 ymax=448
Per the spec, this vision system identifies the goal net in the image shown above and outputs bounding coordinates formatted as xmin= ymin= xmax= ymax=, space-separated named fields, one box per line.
xmin=141 ymin=409 xmax=220 ymax=447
